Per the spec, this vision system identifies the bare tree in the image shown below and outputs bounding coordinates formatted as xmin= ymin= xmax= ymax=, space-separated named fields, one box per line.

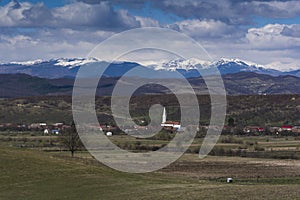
xmin=60 ymin=122 xmax=82 ymax=157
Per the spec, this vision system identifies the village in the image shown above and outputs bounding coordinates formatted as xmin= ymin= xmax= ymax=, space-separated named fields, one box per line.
xmin=1 ymin=106 xmax=299 ymax=136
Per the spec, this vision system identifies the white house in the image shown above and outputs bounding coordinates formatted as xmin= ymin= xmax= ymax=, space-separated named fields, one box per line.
xmin=106 ymin=132 xmax=113 ymax=137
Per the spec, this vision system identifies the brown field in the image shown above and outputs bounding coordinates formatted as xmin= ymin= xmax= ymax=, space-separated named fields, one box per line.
xmin=161 ymin=154 xmax=300 ymax=179
xmin=1 ymin=133 xmax=300 ymax=199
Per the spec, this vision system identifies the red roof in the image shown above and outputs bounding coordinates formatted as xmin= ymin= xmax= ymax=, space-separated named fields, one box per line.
xmin=164 ymin=121 xmax=180 ymax=125
xmin=281 ymin=125 xmax=293 ymax=129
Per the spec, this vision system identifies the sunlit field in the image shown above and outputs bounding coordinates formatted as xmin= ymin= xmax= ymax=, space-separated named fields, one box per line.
xmin=1 ymin=133 xmax=300 ymax=200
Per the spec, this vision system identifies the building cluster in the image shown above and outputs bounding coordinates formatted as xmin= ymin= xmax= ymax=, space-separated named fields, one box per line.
xmin=242 ymin=125 xmax=300 ymax=134
xmin=225 ymin=125 xmax=300 ymax=134
xmin=90 ymin=108 xmax=300 ymax=136
xmin=89 ymin=124 xmax=118 ymax=133
xmin=0 ymin=107 xmax=299 ymax=137
xmin=0 ymin=122 xmax=70 ymax=134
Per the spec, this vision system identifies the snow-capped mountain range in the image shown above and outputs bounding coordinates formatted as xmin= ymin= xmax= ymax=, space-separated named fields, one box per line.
xmin=149 ymin=58 xmax=211 ymax=71
xmin=0 ymin=58 xmax=299 ymax=79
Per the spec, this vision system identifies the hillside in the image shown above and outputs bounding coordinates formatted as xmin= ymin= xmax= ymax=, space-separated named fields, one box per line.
xmin=1 ymin=73 xmax=300 ymax=98
xmin=0 ymin=94 xmax=299 ymax=126
xmin=0 ymin=74 xmax=74 ymax=98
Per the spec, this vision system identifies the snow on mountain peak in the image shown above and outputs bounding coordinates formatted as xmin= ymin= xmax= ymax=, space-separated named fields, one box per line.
xmin=143 ymin=57 xmax=286 ymax=77
xmin=10 ymin=59 xmax=44 ymax=66
xmin=215 ymin=58 xmax=264 ymax=68
xmin=4 ymin=57 xmax=297 ymax=78
xmin=147 ymin=57 xmax=268 ymax=72
xmin=54 ymin=58 xmax=99 ymax=68
xmin=150 ymin=58 xmax=211 ymax=71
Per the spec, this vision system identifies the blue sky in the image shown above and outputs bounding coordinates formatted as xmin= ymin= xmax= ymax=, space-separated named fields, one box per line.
xmin=0 ymin=0 xmax=300 ymax=71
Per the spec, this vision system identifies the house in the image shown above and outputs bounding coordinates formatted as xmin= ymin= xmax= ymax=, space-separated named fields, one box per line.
xmin=30 ymin=123 xmax=47 ymax=130
xmin=100 ymin=125 xmax=117 ymax=132
xmin=292 ymin=126 xmax=300 ymax=133
xmin=39 ymin=123 xmax=47 ymax=127
xmin=51 ymin=129 xmax=60 ymax=134
xmin=257 ymin=127 xmax=265 ymax=132
xmin=106 ymin=132 xmax=113 ymax=137
xmin=53 ymin=123 xmax=64 ymax=128
xmin=269 ymin=127 xmax=280 ymax=133
xmin=243 ymin=126 xmax=264 ymax=133
xmin=279 ymin=125 xmax=293 ymax=132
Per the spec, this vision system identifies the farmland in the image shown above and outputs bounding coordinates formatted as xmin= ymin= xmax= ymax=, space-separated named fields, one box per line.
xmin=1 ymin=133 xmax=300 ymax=200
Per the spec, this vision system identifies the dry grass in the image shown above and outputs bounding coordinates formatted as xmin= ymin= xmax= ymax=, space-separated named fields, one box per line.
xmin=1 ymin=137 xmax=300 ymax=200
xmin=160 ymin=154 xmax=300 ymax=179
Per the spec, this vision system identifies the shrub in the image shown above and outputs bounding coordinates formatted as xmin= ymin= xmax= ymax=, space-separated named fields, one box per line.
xmin=254 ymin=145 xmax=265 ymax=151
xmin=220 ymin=136 xmax=243 ymax=144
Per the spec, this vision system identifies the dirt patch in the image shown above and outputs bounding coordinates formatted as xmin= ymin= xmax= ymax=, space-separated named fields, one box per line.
xmin=160 ymin=155 xmax=300 ymax=179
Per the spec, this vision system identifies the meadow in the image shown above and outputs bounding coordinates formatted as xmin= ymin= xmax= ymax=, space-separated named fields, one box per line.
xmin=1 ymin=133 xmax=300 ymax=200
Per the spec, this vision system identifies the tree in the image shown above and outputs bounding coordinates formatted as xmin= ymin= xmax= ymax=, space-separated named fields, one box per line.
xmin=60 ymin=122 xmax=82 ymax=157
xmin=228 ymin=117 xmax=235 ymax=127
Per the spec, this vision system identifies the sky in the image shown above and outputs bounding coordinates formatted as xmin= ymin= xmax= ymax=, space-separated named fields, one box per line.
xmin=0 ymin=0 xmax=300 ymax=71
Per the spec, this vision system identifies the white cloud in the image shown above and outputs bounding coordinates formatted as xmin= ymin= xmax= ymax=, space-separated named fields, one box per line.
xmin=245 ymin=23 xmax=300 ymax=59
xmin=0 ymin=34 xmax=35 ymax=45
xmin=0 ymin=1 xmax=141 ymax=31
xmin=167 ymin=19 xmax=240 ymax=39
xmin=265 ymin=61 xmax=300 ymax=71
xmin=0 ymin=1 xmax=31 ymax=26
xmin=281 ymin=24 xmax=300 ymax=38
xmin=250 ymin=1 xmax=300 ymax=18
xmin=152 ymin=0 xmax=300 ymax=25
xmin=52 ymin=2 xmax=141 ymax=30
xmin=135 ymin=16 xmax=160 ymax=27
xmin=0 ymin=28 xmax=114 ymax=62
xmin=246 ymin=24 xmax=300 ymax=50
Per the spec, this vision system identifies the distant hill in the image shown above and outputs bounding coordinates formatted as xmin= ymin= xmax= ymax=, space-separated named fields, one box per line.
xmin=217 ymin=72 xmax=300 ymax=95
xmin=0 ymin=94 xmax=299 ymax=126
xmin=1 ymin=72 xmax=300 ymax=98
xmin=0 ymin=74 xmax=73 ymax=98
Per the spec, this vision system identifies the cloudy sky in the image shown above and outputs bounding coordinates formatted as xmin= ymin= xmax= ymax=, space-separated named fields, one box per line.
xmin=0 ymin=0 xmax=300 ymax=71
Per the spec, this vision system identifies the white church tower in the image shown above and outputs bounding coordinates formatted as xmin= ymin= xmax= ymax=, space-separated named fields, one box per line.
xmin=162 ymin=107 xmax=167 ymax=124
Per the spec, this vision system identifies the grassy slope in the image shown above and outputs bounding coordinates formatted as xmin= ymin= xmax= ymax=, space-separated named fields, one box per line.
xmin=0 ymin=146 xmax=300 ymax=200
xmin=0 ymin=94 xmax=299 ymax=125
xmin=0 ymin=146 xmax=198 ymax=200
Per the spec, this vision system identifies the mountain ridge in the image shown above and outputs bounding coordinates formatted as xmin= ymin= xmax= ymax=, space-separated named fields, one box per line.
xmin=0 ymin=58 xmax=299 ymax=79
xmin=1 ymin=72 xmax=300 ymax=98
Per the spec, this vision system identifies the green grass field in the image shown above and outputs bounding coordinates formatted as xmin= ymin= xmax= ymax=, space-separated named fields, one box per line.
xmin=1 ymin=144 xmax=300 ymax=200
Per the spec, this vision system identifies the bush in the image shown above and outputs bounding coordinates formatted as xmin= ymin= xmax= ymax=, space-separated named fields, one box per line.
xmin=209 ymin=147 xmax=226 ymax=156
xmin=254 ymin=145 xmax=265 ymax=151
xmin=238 ymin=145 xmax=248 ymax=150
xmin=220 ymin=136 xmax=243 ymax=144
xmin=245 ymin=141 xmax=252 ymax=146
xmin=149 ymin=131 xmax=173 ymax=141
